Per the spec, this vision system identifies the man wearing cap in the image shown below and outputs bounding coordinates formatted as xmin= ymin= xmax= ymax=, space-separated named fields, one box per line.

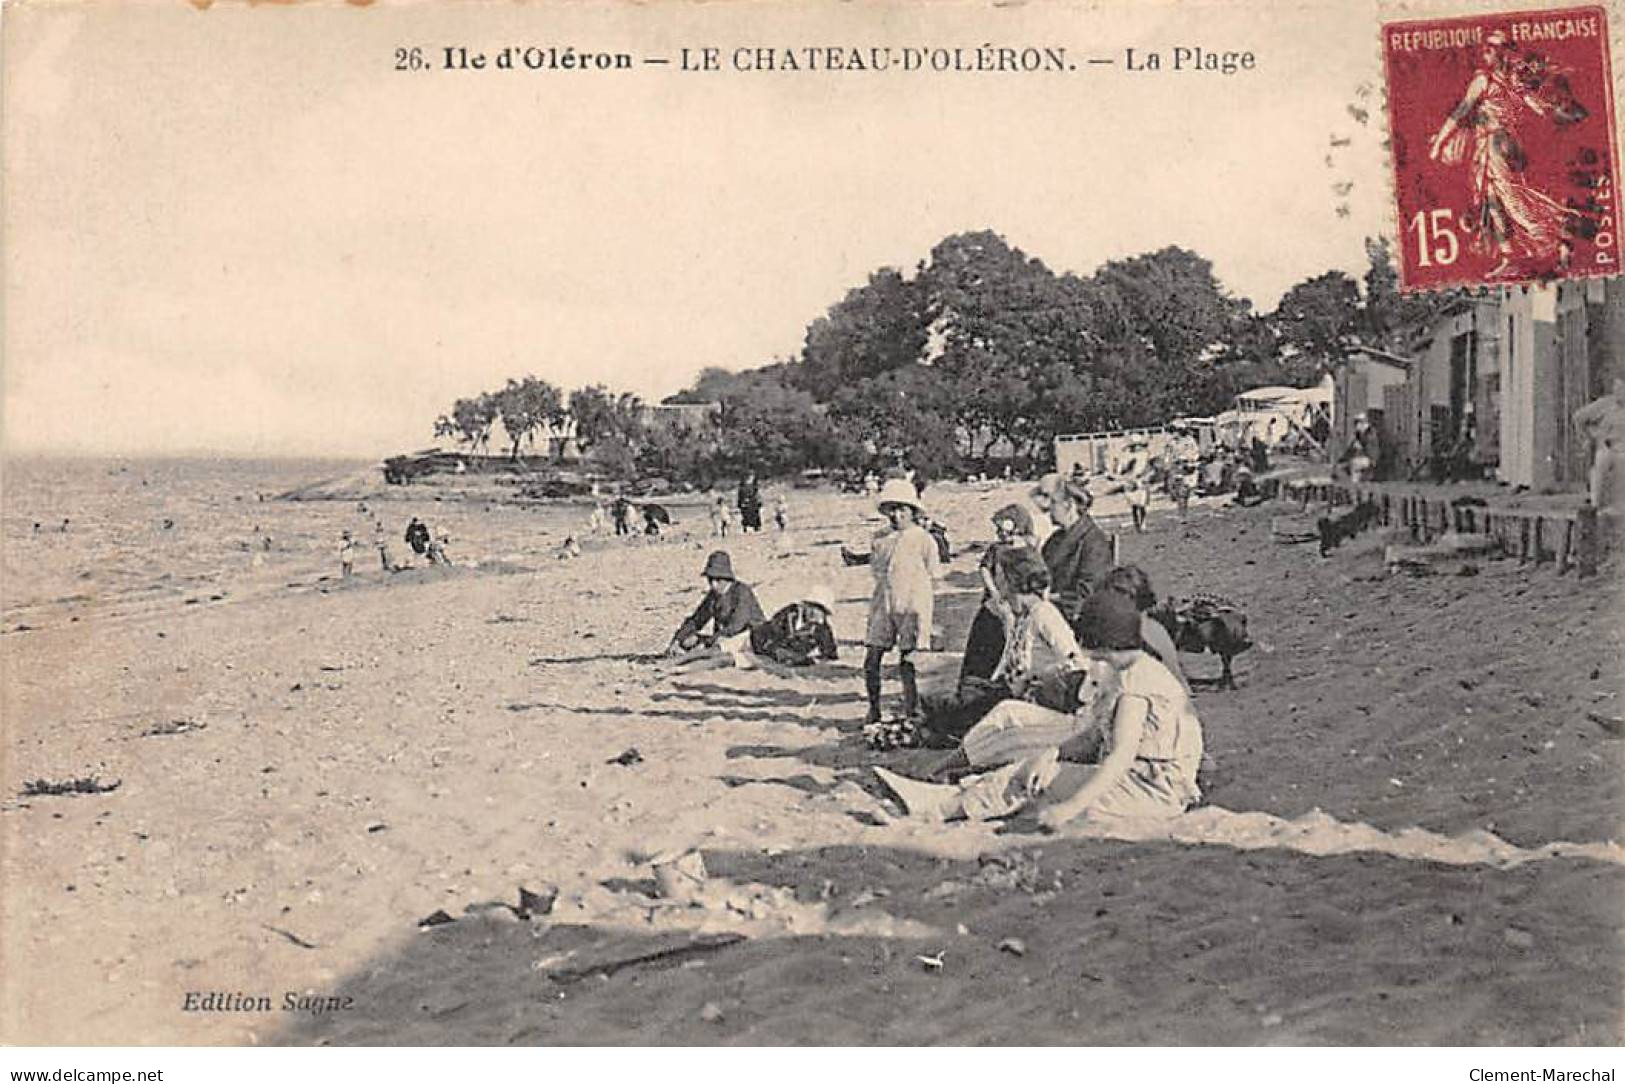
xmin=667 ymin=551 xmax=767 ymax=656
xmin=863 ymin=478 xmax=942 ymax=723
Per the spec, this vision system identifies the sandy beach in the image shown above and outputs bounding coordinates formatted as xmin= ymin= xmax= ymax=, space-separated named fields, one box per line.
xmin=2 ymin=465 xmax=1621 ymax=1045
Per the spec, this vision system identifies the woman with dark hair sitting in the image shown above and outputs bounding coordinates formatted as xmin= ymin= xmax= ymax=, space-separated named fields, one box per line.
xmin=1098 ymin=565 xmax=1188 ymax=692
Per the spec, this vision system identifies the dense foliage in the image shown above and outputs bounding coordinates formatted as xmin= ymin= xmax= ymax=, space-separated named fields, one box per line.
xmin=432 ymin=231 xmax=1453 ymax=482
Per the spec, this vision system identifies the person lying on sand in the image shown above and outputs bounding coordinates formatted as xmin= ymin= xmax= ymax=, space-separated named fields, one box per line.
xmin=666 ymin=550 xmax=767 ymax=660
xmin=874 ymin=591 xmax=1204 ymax=830
xmin=669 ymin=584 xmax=839 ymax=675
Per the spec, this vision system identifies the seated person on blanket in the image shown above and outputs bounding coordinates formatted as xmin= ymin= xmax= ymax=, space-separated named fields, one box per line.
xmin=666 ymin=550 xmax=766 ymax=660
xmin=958 ymin=503 xmax=1040 ymax=692
xmin=925 ymin=547 xmax=1084 ymax=742
xmin=875 ymin=589 xmax=1204 ymax=828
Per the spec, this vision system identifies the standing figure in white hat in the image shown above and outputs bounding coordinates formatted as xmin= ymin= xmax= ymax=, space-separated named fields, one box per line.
xmin=863 ymin=479 xmax=942 ymax=724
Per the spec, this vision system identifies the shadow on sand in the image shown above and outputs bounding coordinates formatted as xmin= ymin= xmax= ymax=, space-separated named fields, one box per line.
xmin=271 ymin=836 xmax=1622 ymax=1046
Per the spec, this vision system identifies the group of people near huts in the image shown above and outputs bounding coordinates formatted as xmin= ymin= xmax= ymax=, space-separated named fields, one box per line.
xmin=660 ymin=473 xmax=1207 ymax=830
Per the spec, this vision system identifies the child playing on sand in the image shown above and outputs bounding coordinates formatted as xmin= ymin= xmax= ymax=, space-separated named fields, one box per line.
xmin=863 ymin=479 xmax=941 ymax=724
xmin=339 ymin=532 xmax=355 ymax=578
xmin=373 ymin=521 xmax=391 ymax=571
xmin=874 ymin=590 xmax=1203 ymax=828
xmin=773 ymin=494 xmax=789 ymax=532
xmin=711 ymin=496 xmax=732 ymax=538
xmin=667 ymin=551 xmax=767 ymax=658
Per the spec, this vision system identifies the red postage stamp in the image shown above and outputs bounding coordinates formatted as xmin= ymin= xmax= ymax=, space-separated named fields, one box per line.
xmin=1382 ymin=6 xmax=1622 ymax=291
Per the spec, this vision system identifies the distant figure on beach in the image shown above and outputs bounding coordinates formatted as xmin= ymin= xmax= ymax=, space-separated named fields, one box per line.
xmin=558 ymin=535 xmax=582 ymax=560
xmin=1250 ymin=436 xmax=1270 ymax=475
xmin=864 ymin=479 xmax=941 ymax=725
xmin=59 ymin=518 xmax=70 ymax=533
xmin=642 ymin=503 xmax=671 ymax=537
xmin=404 ymin=517 xmax=430 ymax=557
xmin=773 ymin=494 xmax=789 ymax=532
xmin=667 ymin=550 xmax=766 ymax=658
xmin=426 ymin=533 xmax=452 ymax=566
xmin=1124 ymin=478 xmax=1149 ymax=533
xmin=612 ymin=495 xmax=633 ymax=537
xmin=32 ymin=522 xmax=40 ymax=536
xmin=587 ymin=502 xmax=608 ymax=536
xmin=1344 ymin=415 xmax=1380 ymax=483
xmin=339 ymin=532 xmax=356 ymax=578
xmin=1166 ymin=470 xmax=1192 ymax=520
xmin=737 ymin=473 xmax=763 ymax=533
xmin=374 ymin=522 xmax=391 ymax=571
xmin=711 ymin=495 xmax=732 ymax=537
xmin=1574 ymin=378 xmax=1625 ymax=511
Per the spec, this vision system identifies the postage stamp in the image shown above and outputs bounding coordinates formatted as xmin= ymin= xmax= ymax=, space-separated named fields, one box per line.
xmin=1382 ymin=6 xmax=1622 ymax=291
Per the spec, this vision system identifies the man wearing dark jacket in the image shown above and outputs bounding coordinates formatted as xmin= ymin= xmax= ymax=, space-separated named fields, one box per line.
xmin=1040 ymin=477 xmax=1114 ymax=627
xmin=669 ymin=551 xmax=767 ymax=653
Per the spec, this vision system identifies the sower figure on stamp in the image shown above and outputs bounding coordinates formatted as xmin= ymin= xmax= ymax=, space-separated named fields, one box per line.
xmin=1427 ymin=30 xmax=1588 ymax=278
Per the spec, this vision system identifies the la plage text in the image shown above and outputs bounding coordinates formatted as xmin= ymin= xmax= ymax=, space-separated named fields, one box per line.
xmin=413 ymin=44 xmax=1257 ymax=75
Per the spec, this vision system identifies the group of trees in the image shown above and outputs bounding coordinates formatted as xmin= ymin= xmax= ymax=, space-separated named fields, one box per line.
xmin=432 ymin=231 xmax=1453 ymax=483
xmin=433 ymin=380 xmax=644 ymax=465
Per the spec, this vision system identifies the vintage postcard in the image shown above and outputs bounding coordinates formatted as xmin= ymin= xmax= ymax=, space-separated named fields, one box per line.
xmin=2 ymin=0 xmax=1622 ymax=1062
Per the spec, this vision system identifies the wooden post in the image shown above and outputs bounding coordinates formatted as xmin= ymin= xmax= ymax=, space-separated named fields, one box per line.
xmin=1576 ymin=504 xmax=1599 ymax=578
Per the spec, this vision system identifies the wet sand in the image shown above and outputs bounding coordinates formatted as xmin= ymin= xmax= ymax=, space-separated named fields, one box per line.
xmin=1 ymin=479 xmax=1621 ymax=1045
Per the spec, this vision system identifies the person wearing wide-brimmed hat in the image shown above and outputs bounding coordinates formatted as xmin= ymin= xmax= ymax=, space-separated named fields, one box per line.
xmin=863 ymin=478 xmax=941 ymax=724
xmin=667 ymin=550 xmax=766 ymax=656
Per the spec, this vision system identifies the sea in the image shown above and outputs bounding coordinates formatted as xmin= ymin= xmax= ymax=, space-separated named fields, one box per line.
xmin=0 ymin=456 xmax=591 ymax=632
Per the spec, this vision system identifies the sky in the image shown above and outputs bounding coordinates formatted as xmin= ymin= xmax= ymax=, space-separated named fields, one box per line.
xmin=2 ymin=0 xmax=1403 ymax=458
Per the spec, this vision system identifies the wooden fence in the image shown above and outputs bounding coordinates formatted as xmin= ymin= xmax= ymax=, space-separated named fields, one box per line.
xmin=1278 ymin=478 xmax=1605 ymax=577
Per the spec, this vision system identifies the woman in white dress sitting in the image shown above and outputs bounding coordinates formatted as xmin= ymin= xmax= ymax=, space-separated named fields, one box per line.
xmin=875 ymin=590 xmax=1204 ymax=828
